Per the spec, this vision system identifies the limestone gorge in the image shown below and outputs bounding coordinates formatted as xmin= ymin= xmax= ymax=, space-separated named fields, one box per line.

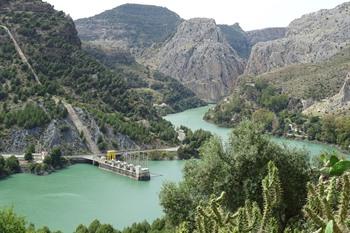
xmin=2 ymin=1 xmax=350 ymax=233
xmin=141 ymin=18 xmax=245 ymax=102
xmin=75 ymin=5 xmax=287 ymax=102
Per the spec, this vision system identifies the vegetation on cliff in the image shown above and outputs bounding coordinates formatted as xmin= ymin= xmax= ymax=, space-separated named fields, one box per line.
xmin=0 ymin=0 xmax=183 ymax=153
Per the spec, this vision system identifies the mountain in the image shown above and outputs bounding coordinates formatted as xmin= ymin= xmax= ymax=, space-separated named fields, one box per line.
xmin=246 ymin=2 xmax=350 ymax=75
xmin=75 ymin=5 xmax=245 ymax=102
xmin=75 ymin=4 xmax=289 ymax=102
xmin=141 ymin=18 xmax=246 ymax=102
xmin=249 ymin=45 xmax=350 ymax=101
xmin=75 ymin=4 xmax=182 ymax=54
xmin=0 ymin=0 xmax=179 ymax=154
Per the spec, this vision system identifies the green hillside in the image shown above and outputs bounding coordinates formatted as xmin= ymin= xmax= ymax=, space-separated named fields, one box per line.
xmin=251 ymin=46 xmax=350 ymax=101
xmin=75 ymin=3 xmax=182 ymax=48
xmin=0 ymin=0 xmax=179 ymax=153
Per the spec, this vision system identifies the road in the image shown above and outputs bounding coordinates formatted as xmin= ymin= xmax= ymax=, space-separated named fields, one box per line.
xmin=1 ymin=147 xmax=179 ymax=160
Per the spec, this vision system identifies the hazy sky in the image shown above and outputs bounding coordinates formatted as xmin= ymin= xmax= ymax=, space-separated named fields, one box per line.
xmin=45 ymin=0 xmax=346 ymax=30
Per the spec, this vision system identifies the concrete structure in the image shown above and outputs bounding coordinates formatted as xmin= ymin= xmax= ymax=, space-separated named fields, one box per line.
xmin=69 ymin=155 xmax=150 ymax=181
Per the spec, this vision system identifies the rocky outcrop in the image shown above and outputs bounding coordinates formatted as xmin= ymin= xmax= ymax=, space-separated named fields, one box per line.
xmin=0 ymin=119 xmax=88 ymax=155
xmin=75 ymin=107 xmax=139 ymax=150
xmin=246 ymin=27 xmax=286 ymax=46
xmin=246 ymin=2 xmax=350 ymax=75
xmin=142 ymin=18 xmax=245 ymax=102
xmin=303 ymin=72 xmax=350 ymax=115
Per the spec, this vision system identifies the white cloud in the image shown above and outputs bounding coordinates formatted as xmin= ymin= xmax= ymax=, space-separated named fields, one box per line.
xmin=45 ymin=0 xmax=346 ymax=30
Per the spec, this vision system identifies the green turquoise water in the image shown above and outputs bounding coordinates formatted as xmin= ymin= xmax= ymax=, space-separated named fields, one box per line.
xmin=0 ymin=161 xmax=184 ymax=233
xmin=0 ymin=105 xmax=342 ymax=233
xmin=164 ymin=105 xmax=340 ymax=157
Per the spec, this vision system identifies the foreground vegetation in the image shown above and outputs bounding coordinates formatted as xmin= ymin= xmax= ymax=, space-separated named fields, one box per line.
xmin=2 ymin=120 xmax=349 ymax=232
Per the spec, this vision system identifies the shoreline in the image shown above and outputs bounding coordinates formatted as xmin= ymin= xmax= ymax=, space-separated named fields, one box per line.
xmin=202 ymin=113 xmax=349 ymax=155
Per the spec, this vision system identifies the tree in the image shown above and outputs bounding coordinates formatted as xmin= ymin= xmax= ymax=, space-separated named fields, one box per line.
xmin=0 ymin=208 xmax=26 ymax=233
xmin=160 ymin=120 xmax=311 ymax=227
xmin=95 ymin=224 xmax=118 ymax=233
xmin=252 ymin=108 xmax=276 ymax=131
xmin=25 ymin=144 xmax=35 ymax=162
xmin=177 ymin=129 xmax=212 ymax=159
xmin=75 ymin=224 xmax=89 ymax=233
xmin=159 ymin=182 xmax=195 ymax=226
xmin=0 ymin=155 xmax=8 ymax=177
xmin=5 ymin=156 xmax=20 ymax=174
xmin=50 ymin=147 xmax=64 ymax=168
xmin=88 ymin=220 xmax=101 ymax=233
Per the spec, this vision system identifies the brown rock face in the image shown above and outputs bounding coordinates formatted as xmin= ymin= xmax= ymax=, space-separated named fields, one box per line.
xmin=246 ymin=2 xmax=350 ymax=75
xmin=142 ymin=18 xmax=245 ymax=102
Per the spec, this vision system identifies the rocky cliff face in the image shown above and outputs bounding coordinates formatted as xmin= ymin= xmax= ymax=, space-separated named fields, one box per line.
xmin=246 ymin=27 xmax=286 ymax=46
xmin=142 ymin=18 xmax=246 ymax=102
xmin=246 ymin=2 xmax=350 ymax=75
xmin=218 ymin=23 xmax=251 ymax=59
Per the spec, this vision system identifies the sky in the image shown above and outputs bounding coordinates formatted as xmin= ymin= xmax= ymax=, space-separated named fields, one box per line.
xmin=45 ymin=0 xmax=346 ymax=30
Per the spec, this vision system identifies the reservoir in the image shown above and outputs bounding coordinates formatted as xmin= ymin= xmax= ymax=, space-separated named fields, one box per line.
xmin=0 ymin=161 xmax=184 ymax=232
xmin=0 ymin=105 xmax=340 ymax=232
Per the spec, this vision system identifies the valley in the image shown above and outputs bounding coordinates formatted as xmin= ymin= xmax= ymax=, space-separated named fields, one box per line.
xmin=1 ymin=0 xmax=350 ymax=232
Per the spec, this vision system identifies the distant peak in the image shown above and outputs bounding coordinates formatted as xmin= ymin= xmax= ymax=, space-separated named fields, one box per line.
xmin=186 ymin=18 xmax=216 ymax=24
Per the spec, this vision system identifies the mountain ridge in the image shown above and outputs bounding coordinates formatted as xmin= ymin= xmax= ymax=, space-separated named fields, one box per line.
xmin=75 ymin=4 xmax=287 ymax=102
xmin=0 ymin=0 xmax=181 ymax=153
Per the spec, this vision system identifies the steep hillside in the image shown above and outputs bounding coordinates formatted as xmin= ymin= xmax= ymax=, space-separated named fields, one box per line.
xmin=252 ymin=46 xmax=350 ymax=101
xmin=83 ymin=43 xmax=205 ymax=114
xmin=0 ymin=0 xmax=178 ymax=154
xmin=75 ymin=4 xmax=182 ymax=54
xmin=218 ymin=23 xmax=251 ymax=59
xmin=246 ymin=2 xmax=350 ymax=75
xmin=303 ymin=72 xmax=350 ymax=115
xmin=142 ymin=18 xmax=246 ymax=102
